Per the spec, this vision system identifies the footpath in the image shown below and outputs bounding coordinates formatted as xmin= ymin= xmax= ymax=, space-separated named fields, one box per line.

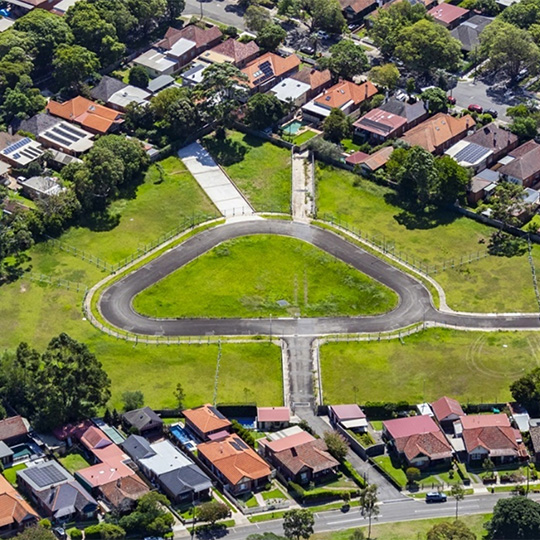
xmin=291 ymin=150 xmax=314 ymax=222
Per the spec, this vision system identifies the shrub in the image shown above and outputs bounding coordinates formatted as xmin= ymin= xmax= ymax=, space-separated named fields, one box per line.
xmin=69 ymin=529 xmax=83 ymax=540
xmin=39 ymin=519 xmax=52 ymax=530
xmin=406 ymin=467 xmax=421 ymax=483
xmin=342 ymin=461 xmax=366 ymax=488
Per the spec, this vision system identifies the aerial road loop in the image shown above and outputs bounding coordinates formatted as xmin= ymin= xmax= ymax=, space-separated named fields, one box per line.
xmin=98 ymin=220 xmax=540 ymax=337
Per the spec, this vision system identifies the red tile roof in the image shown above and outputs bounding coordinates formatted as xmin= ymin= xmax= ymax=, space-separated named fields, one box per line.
xmin=462 ymin=426 xmax=519 ymax=457
xmin=361 ymin=146 xmax=393 ymax=171
xmin=354 ymin=107 xmax=407 ymax=137
xmin=0 ymin=416 xmax=28 ymax=442
xmin=259 ymin=432 xmax=315 ymax=453
xmin=428 ymin=3 xmax=469 ymax=25
xmin=499 ymin=140 xmax=540 ymax=182
xmin=384 ymin=415 xmax=440 ymax=439
xmin=396 ymin=431 xmax=454 ymax=462
xmin=330 ymin=404 xmax=366 ymax=421
xmin=157 ymin=24 xmax=222 ymax=50
xmin=314 ymin=80 xmax=378 ymax=109
xmin=291 ymin=67 xmax=332 ymax=92
xmin=209 ymin=38 xmax=260 ymax=64
xmin=257 ymin=407 xmax=290 ymax=423
xmin=273 ymin=439 xmax=339 ymax=475
xmin=100 ymin=475 xmax=149 ymax=508
xmin=431 ymin=396 xmax=464 ymax=422
xmin=242 ymin=52 xmax=301 ymax=88
xmin=345 ymin=151 xmax=370 ymax=165
xmin=183 ymin=404 xmax=232 ymax=436
xmin=0 ymin=475 xmax=37 ymax=529
xmin=80 ymin=426 xmax=112 ymax=450
xmin=459 ymin=414 xmax=510 ymax=430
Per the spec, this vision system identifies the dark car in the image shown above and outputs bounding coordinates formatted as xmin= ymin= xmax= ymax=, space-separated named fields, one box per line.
xmin=447 ymin=96 xmax=456 ymax=105
xmin=468 ymin=104 xmax=483 ymax=114
xmin=426 ymin=492 xmax=447 ymax=503
xmin=300 ymin=44 xmax=315 ymax=55
xmin=485 ymin=108 xmax=499 ymax=118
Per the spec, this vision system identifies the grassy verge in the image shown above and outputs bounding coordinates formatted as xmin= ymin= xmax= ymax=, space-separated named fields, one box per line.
xmin=133 ymin=235 xmax=397 ymax=319
xmin=320 ymin=328 xmax=540 ymax=404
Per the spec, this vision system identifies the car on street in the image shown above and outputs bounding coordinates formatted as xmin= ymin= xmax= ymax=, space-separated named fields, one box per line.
xmin=468 ymin=104 xmax=483 ymax=113
xmin=485 ymin=107 xmax=498 ymax=118
xmin=316 ymin=30 xmax=329 ymax=40
xmin=447 ymin=96 xmax=456 ymax=105
xmin=300 ymin=44 xmax=315 ymax=55
xmin=426 ymin=492 xmax=447 ymax=503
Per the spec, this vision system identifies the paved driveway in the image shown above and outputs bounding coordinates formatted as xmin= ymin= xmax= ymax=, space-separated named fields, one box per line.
xmin=178 ymin=142 xmax=253 ymax=217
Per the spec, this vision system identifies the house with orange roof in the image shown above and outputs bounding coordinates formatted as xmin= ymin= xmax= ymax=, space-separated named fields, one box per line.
xmin=0 ymin=474 xmax=38 ymax=536
xmin=242 ymin=52 xmax=301 ymax=92
xmin=431 ymin=396 xmax=464 ymax=432
xmin=302 ymin=80 xmax=378 ymax=124
xmin=199 ymin=38 xmax=260 ymax=68
xmin=198 ymin=434 xmax=272 ymax=495
xmin=46 ymin=97 xmax=124 ymax=135
xmin=183 ymin=404 xmax=232 ymax=441
xmin=400 ymin=113 xmax=475 ymax=155
xmin=291 ymin=67 xmax=333 ymax=100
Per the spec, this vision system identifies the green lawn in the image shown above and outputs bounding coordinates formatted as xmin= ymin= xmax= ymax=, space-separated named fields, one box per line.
xmin=312 ymin=514 xmax=491 ymax=540
xmin=3 ymin=464 xmax=26 ymax=486
xmin=205 ymin=130 xmax=292 ymax=213
xmin=316 ymin=164 xmax=540 ymax=313
xmin=59 ymin=453 xmax=90 ymax=473
xmin=262 ymin=488 xmax=287 ymax=501
xmin=321 ymin=328 xmax=540 ymax=404
xmin=133 ymin=235 xmax=397 ymax=318
xmin=294 ymin=130 xmax=317 ymax=145
xmin=373 ymin=456 xmax=408 ymax=487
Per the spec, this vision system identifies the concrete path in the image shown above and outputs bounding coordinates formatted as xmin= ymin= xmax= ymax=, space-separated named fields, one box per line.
xmin=178 ymin=142 xmax=253 ymax=218
xmin=291 ymin=150 xmax=314 ymax=222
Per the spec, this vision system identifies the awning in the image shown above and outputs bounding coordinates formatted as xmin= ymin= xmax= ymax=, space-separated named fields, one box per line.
xmin=207 ymin=430 xmax=229 ymax=441
xmin=6 ymin=0 xmax=34 ymax=9
xmin=342 ymin=418 xmax=368 ymax=430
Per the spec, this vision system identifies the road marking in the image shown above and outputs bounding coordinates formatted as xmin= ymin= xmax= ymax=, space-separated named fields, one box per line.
xmin=327 ymin=517 xmax=366 ymax=525
xmin=415 ymin=505 xmax=479 ymax=514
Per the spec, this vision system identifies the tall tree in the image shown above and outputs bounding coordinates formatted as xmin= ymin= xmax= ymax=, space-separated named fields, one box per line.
xmin=257 ymin=24 xmax=287 ymax=52
xmin=174 ymin=383 xmax=185 ymax=410
xmin=283 ymin=509 xmax=314 ymax=540
xmin=368 ymin=63 xmax=400 ymax=90
xmin=1 ymin=75 xmax=46 ymax=121
xmin=451 ymin=483 xmax=465 ymax=520
xmin=321 ymin=39 xmax=369 ymax=79
xmin=129 ymin=65 xmax=150 ymax=88
xmin=245 ymin=92 xmax=285 ymax=129
xmin=322 ymin=108 xmax=352 ymax=143
xmin=434 ymin=155 xmax=470 ymax=204
xmin=304 ymin=0 xmax=346 ymax=33
xmin=323 ymin=430 xmax=349 ymax=461
xmin=511 ymin=366 xmax=540 ymax=415
xmin=166 ymin=0 xmax=185 ymax=21
xmin=245 ymin=5 xmax=271 ymax=32
xmin=421 ymin=87 xmax=449 ymax=114
xmin=359 ymin=484 xmax=379 ymax=539
xmin=426 ymin=521 xmax=475 ymax=540
xmin=487 ymin=497 xmax=540 ymax=539
xmin=52 ymin=44 xmax=100 ymax=91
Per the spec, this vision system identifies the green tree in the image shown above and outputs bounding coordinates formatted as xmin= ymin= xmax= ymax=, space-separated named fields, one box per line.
xmin=14 ymin=526 xmax=56 ymax=540
xmin=421 ymin=87 xmax=448 ymax=113
xmin=283 ymin=509 xmax=315 ymax=540
xmin=257 ymin=23 xmax=287 ymax=51
xmin=322 ymin=107 xmax=352 ymax=143
xmin=245 ymin=5 xmax=271 ymax=32
xmin=511 ymin=367 xmax=540 ymax=415
xmin=93 ymin=0 xmax=138 ymax=43
xmin=487 ymin=497 xmax=540 ymax=539
xmin=119 ymin=492 xmax=174 ymax=535
xmin=129 ymin=65 xmax=150 ymax=89
xmin=395 ymin=19 xmax=461 ymax=73
xmin=166 ymin=0 xmax=185 ymax=21
xmin=368 ymin=63 xmax=400 ymax=90
xmin=323 ymin=430 xmax=349 ymax=461
xmin=53 ymin=44 xmax=100 ymax=91
xmin=359 ymin=484 xmax=379 ymax=539
xmin=427 ymin=520 xmax=476 ymax=540
xmin=307 ymin=137 xmax=343 ymax=161
xmin=174 ymin=382 xmax=185 ymax=409
xmin=502 ymin=0 xmax=540 ymax=28
xmin=405 ymin=466 xmax=421 ymax=484
xmin=507 ymin=103 xmax=540 ymax=139
xmin=195 ymin=501 xmax=229 ymax=525
xmin=36 ymin=189 xmax=81 ymax=235
xmin=122 ymin=390 xmax=144 ymax=411
xmin=1 ymin=76 xmax=46 ymax=121
xmin=434 ymin=155 xmax=470 ymax=204
xmin=461 ymin=0 xmax=498 ymax=15
xmin=321 ymin=39 xmax=369 ymax=79
xmin=349 ymin=531 xmax=366 ymax=540
xmin=304 ymin=0 xmax=346 ymax=33
xmin=489 ymin=180 xmax=528 ymax=226
xmin=127 ymin=0 xmax=167 ymax=32
xmin=451 ymin=483 xmax=465 ymax=520
xmin=278 ymin=0 xmax=301 ymax=18
xmin=245 ymin=92 xmax=285 ymax=129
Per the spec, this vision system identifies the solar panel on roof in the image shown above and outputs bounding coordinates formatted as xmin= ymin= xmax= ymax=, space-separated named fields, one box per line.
xmin=234 ymin=438 xmax=248 ymax=450
xmin=210 ymin=406 xmax=227 ymax=420
xmin=454 ymin=142 xmax=490 ymax=164
xmin=26 ymin=463 xmax=68 ymax=488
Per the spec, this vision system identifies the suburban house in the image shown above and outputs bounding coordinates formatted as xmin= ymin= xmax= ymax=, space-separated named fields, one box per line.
xmin=455 ymin=414 xmax=523 ymax=463
xmin=132 ymin=49 xmax=177 ymax=78
xmin=0 ymin=416 xmax=30 ymax=446
xmin=0 ymin=474 xmax=38 ymax=536
xmin=17 ymin=461 xmax=97 ymax=522
xmin=259 ymin=430 xmax=339 ymax=485
xmin=107 ymin=85 xmax=151 ymax=112
xmin=291 ymin=67 xmax=333 ymax=101
xmin=122 ymin=406 xmax=163 ymax=436
xmin=46 ymin=97 xmax=124 ymax=135
xmin=345 ymin=151 xmax=370 ymax=167
xmin=146 ymin=74 xmax=179 ymax=95
xmin=257 ymin=407 xmax=291 ymax=431
xmin=445 ymin=123 xmax=519 ymax=171
xmin=17 ymin=113 xmax=94 ymax=156
xmin=302 ymin=80 xmax=378 ymax=124
xmin=467 ymin=168 xmax=499 ymax=204
xmin=329 ymin=404 xmax=368 ymax=433
xmin=198 ymin=435 xmax=272 ymax=495
xmin=182 ymin=404 xmax=232 ymax=441
xmin=400 ymin=113 xmax=475 ymax=155
xmin=428 ymin=3 xmax=470 ymax=29
xmin=0 ymin=441 xmax=13 ymax=468
xmin=451 ymin=15 xmax=493 ymax=53
xmin=383 ymin=415 xmax=454 ymax=468
xmin=338 ymin=0 xmax=377 ymax=23
xmin=269 ymin=77 xmax=311 ymax=107
xmin=18 ymin=176 xmax=65 ymax=200
xmin=156 ymin=24 xmax=222 ymax=64
xmin=122 ymin=436 xmax=212 ymax=502
xmin=99 ymin=475 xmax=149 ymax=514
xmin=90 ymin=76 xmax=127 ymax=103
xmin=431 ymin=396 xmax=465 ymax=432
xmin=354 ymin=98 xmax=429 ymax=142
xmin=0 ymin=133 xmax=43 ymax=168
xmin=352 ymin=146 xmax=394 ymax=174
xmin=180 ymin=61 xmax=207 ymax=87
xmin=199 ymin=38 xmax=260 ymax=68
xmin=498 ymin=140 xmax=540 ymax=187
xmin=529 ymin=425 xmax=540 ymax=464
xmin=242 ymin=52 xmax=301 ymax=93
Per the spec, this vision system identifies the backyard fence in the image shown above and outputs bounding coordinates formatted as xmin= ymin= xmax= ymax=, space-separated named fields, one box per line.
xmin=28 ymin=273 xmax=88 ymax=294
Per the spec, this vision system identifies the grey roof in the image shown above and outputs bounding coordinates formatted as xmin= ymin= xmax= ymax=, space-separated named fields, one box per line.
xmin=451 ymin=15 xmax=493 ymax=52
xmin=474 ymin=168 xmax=499 ymax=182
xmin=90 ymin=76 xmax=127 ymax=102
xmin=37 ymin=481 xmax=97 ymax=519
xmin=18 ymin=461 xmax=73 ymax=492
xmin=379 ymin=98 xmax=428 ymax=124
xmin=158 ymin=464 xmax=212 ymax=497
xmin=147 ymin=74 xmax=175 ymax=93
xmin=0 ymin=440 xmax=13 ymax=459
xmin=123 ymin=407 xmax=163 ymax=431
xmin=16 ymin=113 xmax=59 ymax=136
xmin=122 ymin=434 xmax=156 ymax=461
xmin=454 ymin=142 xmax=491 ymax=164
xmin=530 ymin=425 xmax=540 ymax=453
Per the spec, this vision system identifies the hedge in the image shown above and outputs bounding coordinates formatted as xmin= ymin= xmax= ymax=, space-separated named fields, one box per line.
xmin=342 ymin=461 xmax=366 ymax=488
xmin=288 ymin=481 xmax=359 ymax=503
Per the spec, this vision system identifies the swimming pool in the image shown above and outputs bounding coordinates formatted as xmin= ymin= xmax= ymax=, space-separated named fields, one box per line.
xmin=282 ymin=120 xmax=305 ymax=136
xmin=11 ymin=443 xmax=34 ymax=460
xmin=170 ymin=424 xmax=197 ymax=452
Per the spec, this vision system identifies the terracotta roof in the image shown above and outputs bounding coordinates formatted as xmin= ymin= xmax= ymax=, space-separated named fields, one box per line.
xmin=462 ymin=426 xmax=519 ymax=457
xmin=76 ymin=461 xmax=135 ymax=488
xmin=431 ymin=396 xmax=464 ymax=422
xmin=291 ymin=67 xmax=332 ymax=91
xmin=242 ymin=52 xmax=301 ymax=88
xmin=354 ymin=107 xmax=407 ymax=137
xmin=100 ymin=475 xmax=149 ymax=508
xmin=198 ymin=435 xmax=271 ymax=486
xmin=459 ymin=414 xmax=510 ymax=430
xmin=330 ymin=404 xmax=366 ymax=421
xmin=346 ymin=151 xmax=370 ymax=165
xmin=183 ymin=404 xmax=231 ymax=436
xmin=0 ymin=416 xmax=28 ymax=442
xmin=273 ymin=439 xmax=339 ymax=476
xmin=46 ymin=97 xmax=123 ymax=134
xmin=314 ymin=80 xmax=378 ymax=109
xmin=339 ymin=0 xmax=377 ymax=13
xmin=209 ymin=38 xmax=260 ymax=64
xmin=395 ymin=430 xmax=454 ymax=462
xmin=401 ymin=113 xmax=475 ymax=154
xmin=80 ymin=427 xmax=112 ymax=451
xmin=428 ymin=3 xmax=469 ymax=25
xmin=257 ymin=407 xmax=290 ymax=423
xmin=499 ymin=140 xmax=540 ymax=182
xmin=0 ymin=475 xmax=37 ymax=529
xmin=157 ymin=24 xmax=222 ymax=50
xmin=361 ymin=146 xmax=393 ymax=171
xmin=384 ymin=415 xmax=441 ymax=439
xmin=259 ymin=431 xmax=315 ymax=453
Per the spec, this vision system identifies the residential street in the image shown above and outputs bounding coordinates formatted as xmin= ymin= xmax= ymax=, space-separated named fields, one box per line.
xmin=183 ymin=0 xmax=246 ymax=30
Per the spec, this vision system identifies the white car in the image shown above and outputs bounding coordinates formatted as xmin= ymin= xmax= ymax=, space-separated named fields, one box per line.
xmin=316 ymin=30 xmax=329 ymax=40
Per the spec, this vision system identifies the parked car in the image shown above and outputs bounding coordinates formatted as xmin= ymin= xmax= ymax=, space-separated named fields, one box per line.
xmin=447 ymin=96 xmax=456 ymax=105
xmin=485 ymin=108 xmax=498 ymax=118
xmin=426 ymin=492 xmax=447 ymax=503
xmin=316 ymin=30 xmax=329 ymax=39
xmin=300 ymin=44 xmax=315 ymax=55
xmin=468 ymin=104 xmax=483 ymax=114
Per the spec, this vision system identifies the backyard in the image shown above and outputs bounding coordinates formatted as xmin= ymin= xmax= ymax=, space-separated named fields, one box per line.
xmin=60 ymin=453 xmax=90 ymax=474
xmin=204 ymin=130 xmax=292 ymax=213
xmin=320 ymin=328 xmax=540 ymax=404
xmin=133 ymin=235 xmax=397 ymax=318
xmin=316 ymin=165 xmax=540 ymax=313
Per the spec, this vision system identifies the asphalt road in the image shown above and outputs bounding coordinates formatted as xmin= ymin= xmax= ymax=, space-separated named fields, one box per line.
xmin=184 ymin=0 xmax=246 ymax=30
xmin=99 ymin=220 xmax=540 ymax=338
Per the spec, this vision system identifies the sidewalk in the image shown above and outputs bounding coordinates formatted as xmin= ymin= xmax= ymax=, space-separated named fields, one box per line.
xmin=291 ymin=150 xmax=314 ymax=223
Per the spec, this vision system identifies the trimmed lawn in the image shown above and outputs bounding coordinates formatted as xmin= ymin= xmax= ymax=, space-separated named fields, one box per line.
xmin=321 ymin=329 xmax=540 ymax=404
xmin=294 ymin=130 xmax=317 ymax=145
xmin=205 ymin=130 xmax=292 ymax=213
xmin=373 ymin=456 xmax=408 ymax=487
xmin=262 ymin=488 xmax=287 ymax=501
xmin=3 ymin=464 xmax=26 ymax=486
xmin=316 ymin=164 xmax=540 ymax=312
xmin=239 ymin=494 xmax=259 ymax=508
xmin=134 ymin=235 xmax=397 ymax=318
xmin=312 ymin=514 xmax=491 ymax=539
xmin=59 ymin=453 xmax=90 ymax=474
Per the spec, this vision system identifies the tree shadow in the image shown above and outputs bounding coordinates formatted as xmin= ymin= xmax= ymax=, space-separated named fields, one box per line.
xmin=203 ymin=135 xmax=247 ymax=166
xmin=80 ymin=209 xmax=121 ymax=232
xmin=195 ymin=524 xmax=228 ymax=539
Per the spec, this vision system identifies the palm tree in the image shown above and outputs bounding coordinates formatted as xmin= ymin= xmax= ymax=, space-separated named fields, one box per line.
xmin=359 ymin=484 xmax=379 ymax=539
xmin=451 ymin=482 xmax=465 ymax=520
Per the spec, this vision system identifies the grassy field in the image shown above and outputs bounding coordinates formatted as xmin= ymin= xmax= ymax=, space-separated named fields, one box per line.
xmin=60 ymin=453 xmax=90 ymax=473
xmin=320 ymin=329 xmax=540 ymax=404
xmin=134 ymin=235 xmax=397 ymax=318
xmin=206 ymin=130 xmax=292 ymax=213
xmin=316 ymin=165 xmax=540 ymax=313
xmin=2 ymin=464 xmax=26 ymax=486
xmin=312 ymin=514 xmax=491 ymax=539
